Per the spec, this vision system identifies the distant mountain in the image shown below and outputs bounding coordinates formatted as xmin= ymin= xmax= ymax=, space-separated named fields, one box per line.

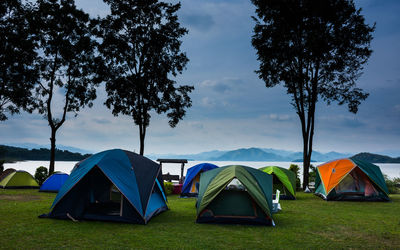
xmin=147 ymin=147 xmax=351 ymax=162
xmin=261 ymin=148 xmax=296 ymax=157
xmin=3 ymin=143 xmax=93 ymax=154
xmin=351 ymin=152 xmax=400 ymax=163
xmin=0 ymin=145 xmax=91 ymax=162
xmin=296 ymin=151 xmax=351 ymax=162
xmin=213 ymin=148 xmax=286 ymax=161
xmin=147 ymin=150 xmax=227 ymax=161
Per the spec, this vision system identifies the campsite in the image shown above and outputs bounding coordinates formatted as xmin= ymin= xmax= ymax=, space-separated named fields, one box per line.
xmin=1 ymin=153 xmax=400 ymax=248
xmin=0 ymin=189 xmax=399 ymax=249
xmin=1 ymin=0 xmax=400 ymax=248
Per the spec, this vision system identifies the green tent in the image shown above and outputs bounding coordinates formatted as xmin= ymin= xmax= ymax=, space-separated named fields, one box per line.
xmin=196 ymin=165 xmax=274 ymax=226
xmin=0 ymin=170 xmax=39 ymax=189
xmin=259 ymin=166 xmax=296 ymax=200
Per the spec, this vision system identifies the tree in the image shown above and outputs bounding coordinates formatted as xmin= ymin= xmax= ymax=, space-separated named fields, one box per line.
xmin=251 ymin=0 xmax=374 ymax=189
xmin=0 ymin=0 xmax=38 ymax=121
xmin=34 ymin=166 xmax=48 ymax=185
xmin=30 ymin=0 xmax=100 ymax=175
xmin=97 ymin=0 xmax=193 ymax=155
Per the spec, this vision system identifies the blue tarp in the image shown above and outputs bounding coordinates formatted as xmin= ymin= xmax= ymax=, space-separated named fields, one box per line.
xmin=181 ymin=163 xmax=218 ymax=195
xmin=39 ymin=173 xmax=69 ymax=192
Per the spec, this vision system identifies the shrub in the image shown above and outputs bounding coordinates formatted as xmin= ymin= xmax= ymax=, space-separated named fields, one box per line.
xmin=35 ymin=166 xmax=48 ymax=186
xmin=164 ymin=181 xmax=173 ymax=195
xmin=384 ymin=174 xmax=400 ymax=194
xmin=309 ymin=164 xmax=316 ymax=183
xmin=289 ymin=164 xmax=301 ymax=190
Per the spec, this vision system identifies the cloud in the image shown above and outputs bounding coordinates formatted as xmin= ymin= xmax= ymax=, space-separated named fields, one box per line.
xmin=199 ymin=77 xmax=242 ymax=93
xmin=182 ymin=13 xmax=215 ymax=32
xmin=200 ymin=97 xmax=216 ymax=107
xmin=268 ymin=114 xmax=291 ymax=121
xmin=93 ymin=118 xmax=111 ymax=125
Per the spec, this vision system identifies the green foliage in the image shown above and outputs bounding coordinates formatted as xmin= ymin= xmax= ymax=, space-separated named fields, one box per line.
xmin=29 ymin=0 xmax=101 ymax=173
xmin=351 ymin=152 xmax=400 ymax=163
xmin=98 ymin=0 xmax=193 ymax=155
xmin=34 ymin=166 xmax=48 ymax=186
xmin=251 ymin=0 xmax=374 ymax=188
xmin=309 ymin=164 xmax=316 ymax=183
xmin=289 ymin=164 xmax=301 ymax=190
xmin=0 ymin=0 xmax=38 ymax=121
xmin=0 ymin=145 xmax=90 ymax=161
xmin=384 ymin=174 xmax=400 ymax=194
xmin=0 ymin=190 xmax=399 ymax=248
xmin=164 ymin=181 xmax=174 ymax=195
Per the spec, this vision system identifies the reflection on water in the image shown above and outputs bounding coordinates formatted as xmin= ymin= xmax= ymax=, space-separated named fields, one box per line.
xmin=4 ymin=160 xmax=400 ymax=181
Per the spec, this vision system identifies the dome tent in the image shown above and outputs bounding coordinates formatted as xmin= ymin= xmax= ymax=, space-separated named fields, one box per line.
xmin=196 ymin=165 xmax=274 ymax=226
xmin=181 ymin=163 xmax=218 ymax=197
xmin=0 ymin=168 xmax=16 ymax=182
xmin=40 ymin=149 xmax=168 ymax=224
xmin=314 ymin=158 xmax=390 ymax=201
xmin=259 ymin=166 xmax=296 ymax=200
xmin=39 ymin=172 xmax=69 ymax=192
xmin=0 ymin=170 xmax=39 ymax=189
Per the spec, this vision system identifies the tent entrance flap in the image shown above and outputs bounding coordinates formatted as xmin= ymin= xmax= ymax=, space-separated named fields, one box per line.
xmin=81 ymin=168 xmax=124 ymax=218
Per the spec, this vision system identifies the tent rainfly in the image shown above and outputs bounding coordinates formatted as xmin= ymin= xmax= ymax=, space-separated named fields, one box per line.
xmin=39 ymin=172 xmax=69 ymax=192
xmin=196 ymin=165 xmax=274 ymax=226
xmin=181 ymin=163 xmax=218 ymax=197
xmin=0 ymin=170 xmax=39 ymax=189
xmin=259 ymin=166 xmax=296 ymax=200
xmin=314 ymin=158 xmax=390 ymax=201
xmin=39 ymin=149 xmax=168 ymax=224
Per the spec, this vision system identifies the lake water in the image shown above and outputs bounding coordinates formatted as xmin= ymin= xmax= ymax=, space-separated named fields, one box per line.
xmin=4 ymin=160 xmax=400 ymax=181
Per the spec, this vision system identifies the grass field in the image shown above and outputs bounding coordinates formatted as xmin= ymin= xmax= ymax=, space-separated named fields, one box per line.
xmin=0 ymin=189 xmax=399 ymax=249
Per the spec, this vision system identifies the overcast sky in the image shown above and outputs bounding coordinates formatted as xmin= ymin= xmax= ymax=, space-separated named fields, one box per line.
xmin=1 ymin=0 xmax=400 ymax=156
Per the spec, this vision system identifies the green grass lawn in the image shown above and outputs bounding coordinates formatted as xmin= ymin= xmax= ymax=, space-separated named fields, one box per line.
xmin=0 ymin=190 xmax=399 ymax=249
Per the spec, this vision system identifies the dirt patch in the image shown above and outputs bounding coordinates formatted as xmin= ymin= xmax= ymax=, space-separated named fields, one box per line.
xmin=0 ymin=194 xmax=41 ymax=201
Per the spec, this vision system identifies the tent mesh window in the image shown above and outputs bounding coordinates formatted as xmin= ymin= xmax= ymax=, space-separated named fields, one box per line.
xmin=225 ymin=178 xmax=246 ymax=191
xmin=335 ymin=168 xmax=379 ymax=197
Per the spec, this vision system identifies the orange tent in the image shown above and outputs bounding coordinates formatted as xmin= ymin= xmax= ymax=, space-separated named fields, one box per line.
xmin=314 ymin=158 xmax=390 ymax=201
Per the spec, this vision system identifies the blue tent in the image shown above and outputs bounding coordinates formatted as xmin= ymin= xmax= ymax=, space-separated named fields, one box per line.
xmin=181 ymin=163 xmax=218 ymax=197
xmin=39 ymin=172 xmax=69 ymax=192
xmin=40 ymin=149 xmax=168 ymax=224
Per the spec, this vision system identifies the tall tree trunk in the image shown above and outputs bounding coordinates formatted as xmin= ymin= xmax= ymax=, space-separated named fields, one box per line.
xmin=302 ymin=125 xmax=310 ymax=190
xmin=302 ymin=145 xmax=311 ymax=190
xmin=139 ymin=123 xmax=145 ymax=155
xmin=49 ymin=127 xmax=56 ymax=175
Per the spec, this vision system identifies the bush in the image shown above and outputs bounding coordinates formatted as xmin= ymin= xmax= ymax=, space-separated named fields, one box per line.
xmin=164 ymin=181 xmax=173 ymax=195
xmin=309 ymin=164 xmax=316 ymax=183
xmin=289 ymin=164 xmax=301 ymax=190
xmin=35 ymin=166 xmax=48 ymax=186
xmin=384 ymin=174 xmax=400 ymax=194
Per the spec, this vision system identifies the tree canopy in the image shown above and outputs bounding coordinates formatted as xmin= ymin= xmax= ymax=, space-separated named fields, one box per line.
xmin=97 ymin=0 xmax=193 ymax=155
xmin=30 ymin=0 xmax=101 ymax=174
xmin=251 ymin=0 xmax=374 ymax=188
xmin=0 ymin=0 xmax=38 ymax=121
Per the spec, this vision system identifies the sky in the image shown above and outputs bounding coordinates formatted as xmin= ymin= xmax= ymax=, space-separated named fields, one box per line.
xmin=1 ymin=0 xmax=400 ymax=156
